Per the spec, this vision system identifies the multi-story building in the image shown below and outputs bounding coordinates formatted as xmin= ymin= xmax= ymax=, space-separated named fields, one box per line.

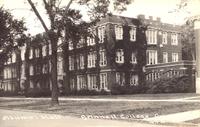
xmin=0 ymin=14 xmax=195 ymax=95
xmin=65 ymin=14 xmax=195 ymax=93
xmin=0 ymin=51 xmax=21 ymax=93
xmin=65 ymin=14 xmax=147 ymax=92
xmin=0 ymin=34 xmax=65 ymax=95
xmin=141 ymin=15 xmax=195 ymax=82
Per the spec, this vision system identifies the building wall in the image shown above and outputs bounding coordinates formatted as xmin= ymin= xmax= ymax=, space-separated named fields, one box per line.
xmin=0 ymin=14 xmax=189 ymax=95
xmin=66 ymin=15 xmax=146 ymax=92
xmin=143 ymin=15 xmax=182 ymax=66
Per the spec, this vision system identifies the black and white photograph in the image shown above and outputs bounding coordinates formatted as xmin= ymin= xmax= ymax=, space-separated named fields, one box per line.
xmin=0 ymin=0 xmax=200 ymax=127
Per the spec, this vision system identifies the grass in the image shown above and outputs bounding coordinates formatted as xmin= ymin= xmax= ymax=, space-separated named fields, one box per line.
xmin=60 ymin=93 xmax=199 ymax=99
xmin=2 ymin=93 xmax=199 ymax=99
xmin=0 ymin=93 xmax=200 ymax=124
xmin=0 ymin=99 xmax=200 ymax=117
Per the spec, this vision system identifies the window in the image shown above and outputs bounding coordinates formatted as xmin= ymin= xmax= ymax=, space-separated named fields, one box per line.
xmin=7 ymin=57 xmax=11 ymax=64
xmin=87 ymin=29 xmax=96 ymax=46
xmin=171 ymin=33 xmax=178 ymax=45
xmin=69 ymin=56 xmax=74 ymax=70
xmin=115 ymin=25 xmax=123 ymax=40
xmin=30 ymin=81 xmax=34 ymax=89
xmin=77 ymin=75 xmax=86 ymax=90
xmin=11 ymin=52 xmax=16 ymax=63
xmin=146 ymin=30 xmax=157 ymax=44
xmin=57 ymin=57 xmax=63 ymax=75
xmin=88 ymin=74 xmax=97 ymax=90
xmin=49 ymin=60 xmax=51 ymax=72
xmin=42 ymin=63 xmax=48 ymax=74
xmin=130 ymin=74 xmax=138 ymax=86
xmin=116 ymin=49 xmax=124 ymax=63
xmin=87 ymin=37 xmax=95 ymax=46
xmin=76 ymin=55 xmax=80 ymax=70
xmin=21 ymin=64 xmax=25 ymax=78
xmin=88 ymin=51 xmax=96 ymax=68
xmin=77 ymin=54 xmax=85 ymax=69
xmin=68 ymin=41 xmax=73 ymax=50
xmin=98 ymin=26 xmax=105 ymax=43
xmin=70 ymin=78 xmax=75 ymax=90
xmin=12 ymin=68 xmax=17 ymax=78
xmin=146 ymin=50 xmax=158 ymax=65
xmin=116 ymin=72 xmax=120 ymax=84
xmin=99 ymin=49 xmax=107 ymax=66
xmin=8 ymin=68 xmax=11 ymax=78
xmin=35 ymin=48 xmax=40 ymax=58
xmin=130 ymin=52 xmax=137 ymax=64
xmin=116 ymin=72 xmax=125 ymax=86
xmin=163 ymin=52 xmax=168 ymax=63
xmin=35 ymin=65 xmax=41 ymax=74
xmin=80 ymin=54 xmax=85 ymax=69
xmin=49 ymin=43 xmax=52 ymax=55
xmin=100 ymin=73 xmax=108 ymax=90
xmin=77 ymin=38 xmax=85 ymax=48
xmin=29 ymin=65 xmax=34 ymax=75
xmin=29 ymin=48 xmax=33 ymax=59
xmin=130 ymin=27 xmax=136 ymax=41
xmin=162 ymin=32 xmax=168 ymax=44
xmin=21 ymin=46 xmax=26 ymax=61
xmin=172 ymin=53 xmax=179 ymax=62
xmin=42 ymin=45 xmax=47 ymax=56
xmin=4 ymin=68 xmax=8 ymax=79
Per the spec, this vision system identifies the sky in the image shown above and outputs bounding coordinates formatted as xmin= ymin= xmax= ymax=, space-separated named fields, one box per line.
xmin=0 ymin=0 xmax=200 ymax=35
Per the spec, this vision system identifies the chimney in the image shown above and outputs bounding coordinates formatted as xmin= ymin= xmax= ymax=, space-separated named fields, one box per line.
xmin=157 ymin=17 xmax=161 ymax=22
xmin=149 ymin=16 xmax=153 ymax=20
xmin=137 ymin=14 xmax=145 ymax=19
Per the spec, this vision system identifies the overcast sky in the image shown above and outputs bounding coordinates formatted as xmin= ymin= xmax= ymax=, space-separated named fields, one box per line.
xmin=0 ymin=0 xmax=200 ymax=35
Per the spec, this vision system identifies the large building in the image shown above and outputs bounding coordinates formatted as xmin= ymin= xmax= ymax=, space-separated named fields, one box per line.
xmin=0 ymin=34 xmax=65 ymax=95
xmin=66 ymin=15 xmax=147 ymax=92
xmin=0 ymin=14 xmax=195 ymax=95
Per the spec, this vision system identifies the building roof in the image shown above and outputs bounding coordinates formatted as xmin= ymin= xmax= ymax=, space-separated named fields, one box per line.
xmin=97 ymin=14 xmax=139 ymax=26
xmin=98 ymin=14 xmax=182 ymax=32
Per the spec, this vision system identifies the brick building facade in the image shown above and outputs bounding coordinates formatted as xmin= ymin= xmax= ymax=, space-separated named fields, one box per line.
xmin=0 ymin=14 xmax=195 ymax=95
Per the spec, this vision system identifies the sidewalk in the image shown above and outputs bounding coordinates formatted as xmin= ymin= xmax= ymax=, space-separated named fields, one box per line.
xmin=0 ymin=109 xmax=179 ymax=127
xmin=144 ymin=109 xmax=200 ymax=125
xmin=1 ymin=96 xmax=200 ymax=102
xmin=0 ymin=96 xmax=200 ymax=126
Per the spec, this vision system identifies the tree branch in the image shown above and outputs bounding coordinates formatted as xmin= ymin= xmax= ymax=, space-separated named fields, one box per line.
xmin=66 ymin=0 xmax=73 ymax=12
xmin=27 ymin=0 xmax=49 ymax=32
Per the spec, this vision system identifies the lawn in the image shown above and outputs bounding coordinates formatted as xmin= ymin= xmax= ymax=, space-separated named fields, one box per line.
xmin=0 ymin=93 xmax=200 ymax=125
xmin=60 ymin=93 xmax=199 ymax=99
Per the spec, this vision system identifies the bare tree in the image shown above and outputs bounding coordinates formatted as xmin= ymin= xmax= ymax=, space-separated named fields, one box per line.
xmin=26 ymin=0 xmax=133 ymax=105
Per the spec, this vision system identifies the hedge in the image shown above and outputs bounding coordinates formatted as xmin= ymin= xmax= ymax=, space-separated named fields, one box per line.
xmin=146 ymin=76 xmax=195 ymax=94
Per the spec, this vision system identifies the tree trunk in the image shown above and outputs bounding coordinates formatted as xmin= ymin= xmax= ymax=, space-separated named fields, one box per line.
xmin=16 ymin=50 xmax=22 ymax=93
xmin=95 ymin=38 xmax=100 ymax=90
xmin=63 ymin=42 xmax=70 ymax=94
xmin=50 ymin=35 xmax=59 ymax=105
xmin=24 ymin=41 xmax=30 ymax=96
xmin=26 ymin=0 xmax=60 ymax=105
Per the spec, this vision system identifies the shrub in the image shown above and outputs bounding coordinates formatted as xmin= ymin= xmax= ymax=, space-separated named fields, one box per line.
xmin=0 ymin=89 xmax=18 ymax=96
xmin=146 ymin=76 xmax=195 ymax=94
xmin=25 ymin=88 xmax=51 ymax=97
xmin=111 ymin=83 xmax=144 ymax=95
xmin=67 ymin=89 xmax=110 ymax=96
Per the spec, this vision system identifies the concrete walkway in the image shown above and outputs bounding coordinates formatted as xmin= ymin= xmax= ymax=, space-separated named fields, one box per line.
xmin=0 ymin=109 xmax=179 ymax=127
xmin=1 ymin=96 xmax=200 ymax=126
xmin=1 ymin=96 xmax=200 ymax=102
xmin=144 ymin=109 xmax=200 ymax=124
xmin=59 ymin=97 xmax=200 ymax=102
